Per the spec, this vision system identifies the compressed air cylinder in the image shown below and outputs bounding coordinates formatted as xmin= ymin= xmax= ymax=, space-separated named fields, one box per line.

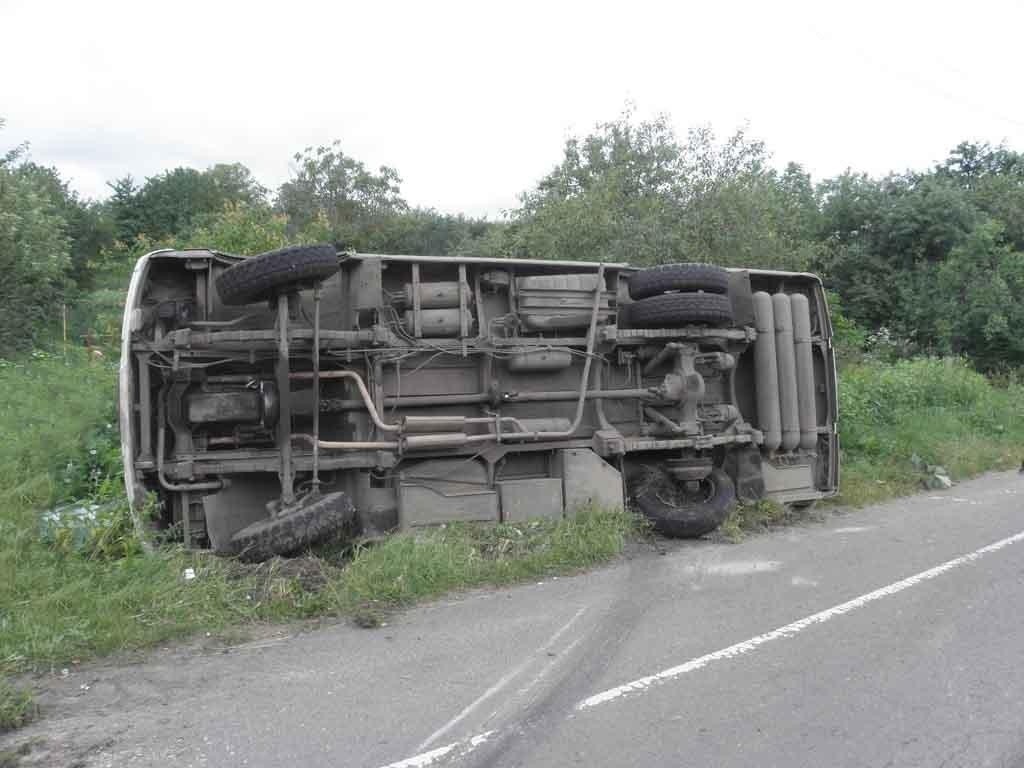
xmin=790 ymin=294 xmax=819 ymax=451
xmin=752 ymin=292 xmax=782 ymax=452
xmin=403 ymin=281 xmax=462 ymax=309
xmin=402 ymin=308 xmax=470 ymax=337
xmin=772 ymin=293 xmax=800 ymax=452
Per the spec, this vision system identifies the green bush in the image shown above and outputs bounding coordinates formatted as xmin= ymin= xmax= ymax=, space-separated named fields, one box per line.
xmin=838 ymin=357 xmax=1024 ymax=504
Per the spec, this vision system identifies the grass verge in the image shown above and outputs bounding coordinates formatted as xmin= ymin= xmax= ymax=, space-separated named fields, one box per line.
xmin=1 ymin=510 xmax=634 ymax=674
xmin=0 ymin=680 xmax=36 ymax=733
xmin=836 ymin=358 xmax=1024 ymax=506
xmin=719 ymin=499 xmax=817 ymax=542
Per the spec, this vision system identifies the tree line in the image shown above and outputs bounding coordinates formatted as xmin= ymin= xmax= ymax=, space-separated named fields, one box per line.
xmin=2 ymin=113 xmax=1022 ymax=370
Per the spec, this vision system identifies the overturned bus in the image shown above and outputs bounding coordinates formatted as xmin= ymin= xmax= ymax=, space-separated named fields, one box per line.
xmin=119 ymin=246 xmax=838 ymax=560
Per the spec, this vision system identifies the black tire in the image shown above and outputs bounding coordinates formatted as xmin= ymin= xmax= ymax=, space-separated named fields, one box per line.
xmin=216 ymin=244 xmax=339 ymax=306
xmin=633 ymin=468 xmax=736 ymax=538
xmin=627 ymin=292 xmax=734 ymax=328
xmin=229 ymin=491 xmax=356 ymax=562
xmin=629 ymin=263 xmax=729 ymax=300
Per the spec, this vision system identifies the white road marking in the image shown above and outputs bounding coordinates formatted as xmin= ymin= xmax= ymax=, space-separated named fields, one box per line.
xmin=377 ymin=529 xmax=1024 ymax=767
xmin=576 ymin=529 xmax=1024 ymax=710
xmin=832 ymin=526 xmax=874 ymax=533
xmin=379 ymin=731 xmax=496 ymax=768
xmin=416 ymin=606 xmax=587 ymax=751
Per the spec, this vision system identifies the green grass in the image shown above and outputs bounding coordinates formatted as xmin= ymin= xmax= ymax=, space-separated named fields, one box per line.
xmin=0 ymin=680 xmax=35 ymax=732
xmin=720 ymin=499 xmax=816 ymax=541
xmin=1 ymin=511 xmax=634 ymax=673
xmin=0 ymin=351 xmax=118 ymax=514
xmin=336 ymin=510 xmax=632 ymax=611
xmin=836 ymin=357 xmax=1024 ymax=506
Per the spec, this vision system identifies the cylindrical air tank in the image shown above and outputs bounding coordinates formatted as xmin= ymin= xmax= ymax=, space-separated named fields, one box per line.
xmin=403 ymin=282 xmax=463 ymax=309
xmin=790 ymin=293 xmax=819 ymax=450
xmin=772 ymin=293 xmax=800 ymax=452
xmin=752 ymin=292 xmax=782 ymax=452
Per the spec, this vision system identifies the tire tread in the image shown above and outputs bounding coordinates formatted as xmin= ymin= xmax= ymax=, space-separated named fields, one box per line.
xmin=629 ymin=262 xmax=730 ymax=300
xmin=216 ymin=244 xmax=339 ymax=305
xmin=626 ymin=292 xmax=734 ymax=327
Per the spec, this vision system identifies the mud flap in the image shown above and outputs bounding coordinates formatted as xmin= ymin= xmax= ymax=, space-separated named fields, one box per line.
xmin=723 ymin=445 xmax=766 ymax=502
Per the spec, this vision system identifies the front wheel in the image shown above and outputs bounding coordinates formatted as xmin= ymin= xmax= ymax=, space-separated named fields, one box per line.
xmin=632 ymin=467 xmax=736 ymax=538
xmin=215 ymin=244 xmax=339 ymax=306
xmin=229 ymin=491 xmax=356 ymax=562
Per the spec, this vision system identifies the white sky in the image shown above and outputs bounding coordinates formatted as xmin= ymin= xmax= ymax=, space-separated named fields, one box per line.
xmin=2 ymin=0 xmax=1022 ymax=218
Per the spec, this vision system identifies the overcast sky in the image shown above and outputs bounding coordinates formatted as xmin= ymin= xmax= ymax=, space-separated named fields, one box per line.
xmin=2 ymin=0 xmax=1021 ymax=217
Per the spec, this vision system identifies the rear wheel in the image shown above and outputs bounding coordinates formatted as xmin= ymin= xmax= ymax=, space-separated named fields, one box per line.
xmin=629 ymin=262 xmax=730 ymax=300
xmin=632 ymin=467 xmax=736 ymax=538
xmin=626 ymin=292 xmax=734 ymax=328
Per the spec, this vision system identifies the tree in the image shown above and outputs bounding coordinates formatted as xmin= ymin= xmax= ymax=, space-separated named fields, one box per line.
xmin=277 ymin=141 xmax=407 ymax=246
xmin=15 ymin=162 xmax=113 ymax=286
xmin=500 ymin=113 xmax=691 ymax=263
xmin=108 ymin=164 xmax=268 ymax=244
xmin=184 ymin=202 xmax=292 ymax=255
xmin=0 ymin=160 xmax=71 ymax=351
xmin=816 ymin=171 xmax=980 ymax=331
xmin=936 ymin=143 xmax=1024 ymax=252
xmin=932 ymin=220 xmax=1024 ymax=369
xmin=107 ymin=175 xmax=145 ymax=244
xmin=0 ymin=117 xmax=28 ymax=168
xmin=498 ymin=112 xmax=817 ymax=270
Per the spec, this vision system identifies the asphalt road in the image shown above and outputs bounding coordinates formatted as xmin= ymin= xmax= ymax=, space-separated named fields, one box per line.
xmin=9 ymin=471 xmax=1024 ymax=768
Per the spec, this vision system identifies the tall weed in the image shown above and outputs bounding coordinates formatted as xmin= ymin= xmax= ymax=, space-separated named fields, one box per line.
xmin=838 ymin=357 xmax=1024 ymax=504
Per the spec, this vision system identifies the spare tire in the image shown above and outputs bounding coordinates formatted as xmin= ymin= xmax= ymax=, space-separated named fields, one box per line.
xmin=229 ymin=491 xmax=356 ymax=562
xmin=216 ymin=244 xmax=339 ymax=306
xmin=627 ymin=292 xmax=734 ymax=328
xmin=632 ymin=467 xmax=736 ymax=538
xmin=629 ymin=263 xmax=729 ymax=300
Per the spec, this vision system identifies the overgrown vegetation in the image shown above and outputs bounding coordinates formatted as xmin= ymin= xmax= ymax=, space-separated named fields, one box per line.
xmin=720 ymin=499 xmax=811 ymax=542
xmin=2 ymin=503 xmax=632 ymax=673
xmin=339 ymin=509 xmax=632 ymax=608
xmin=839 ymin=358 xmax=1024 ymax=505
